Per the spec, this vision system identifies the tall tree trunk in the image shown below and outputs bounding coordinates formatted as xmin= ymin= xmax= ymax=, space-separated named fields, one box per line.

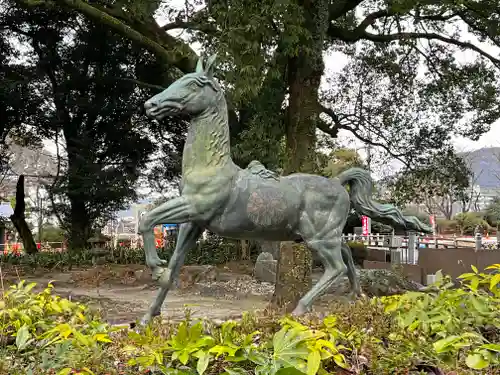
xmin=68 ymin=198 xmax=91 ymax=251
xmin=272 ymin=0 xmax=329 ymax=311
xmin=10 ymin=175 xmax=37 ymax=254
xmin=283 ymin=56 xmax=321 ymax=175
xmin=65 ymin=136 xmax=92 ymax=251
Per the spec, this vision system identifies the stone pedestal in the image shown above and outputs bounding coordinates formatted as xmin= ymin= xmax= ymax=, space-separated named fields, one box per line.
xmin=259 ymin=241 xmax=280 ymax=259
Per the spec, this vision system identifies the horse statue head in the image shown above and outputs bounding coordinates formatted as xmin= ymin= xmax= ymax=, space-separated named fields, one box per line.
xmin=144 ymin=54 xmax=222 ymax=120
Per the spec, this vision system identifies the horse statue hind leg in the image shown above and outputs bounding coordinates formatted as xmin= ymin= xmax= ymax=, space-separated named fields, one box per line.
xmin=288 ymin=184 xmax=354 ymax=315
xmin=287 ymin=167 xmax=431 ymax=316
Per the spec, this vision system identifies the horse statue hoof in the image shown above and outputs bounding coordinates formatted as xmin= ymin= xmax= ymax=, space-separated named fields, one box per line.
xmin=151 ymin=266 xmax=171 ymax=283
xmin=291 ymin=302 xmax=308 ymax=316
xmin=139 ymin=313 xmax=152 ymax=326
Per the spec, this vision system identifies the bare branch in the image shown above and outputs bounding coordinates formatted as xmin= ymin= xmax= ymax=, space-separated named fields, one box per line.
xmin=318 ymin=103 xmax=409 ymax=166
xmin=354 ymin=9 xmax=397 ymax=34
xmin=417 ymin=12 xmax=459 ymax=22
xmin=361 ymin=31 xmax=500 ymax=67
xmin=116 ymin=77 xmax=165 ymax=91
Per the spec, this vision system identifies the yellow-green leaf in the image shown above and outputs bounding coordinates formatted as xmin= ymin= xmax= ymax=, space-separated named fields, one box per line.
xmin=489 ymin=273 xmax=500 ymax=290
xmin=481 ymin=343 xmax=500 ymax=352
xmin=471 ymin=265 xmax=478 ymax=274
xmin=306 ymin=350 xmax=321 ymax=375
xmin=56 ymin=369 xmax=73 ymax=375
xmin=458 ymin=272 xmax=476 ymax=279
xmin=485 ymin=264 xmax=500 ymax=270
xmin=93 ymin=333 xmax=112 ymax=343
xmin=197 ymin=351 xmax=211 ymax=375
xmin=466 ymin=353 xmax=489 ymax=369
xmin=15 ymin=324 xmax=31 ymax=351
xmin=333 ymin=353 xmax=348 ymax=369
xmin=179 ymin=350 xmax=190 ymax=365
xmin=433 ymin=336 xmax=461 ymax=353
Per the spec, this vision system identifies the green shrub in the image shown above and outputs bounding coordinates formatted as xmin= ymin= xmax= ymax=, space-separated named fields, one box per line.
xmin=435 ymin=218 xmax=457 ymax=234
xmin=378 ymin=264 xmax=500 ymax=371
xmin=0 ymin=235 xmax=243 ymax=270
xmin=346 ymin=240 xmax=368 ymax=267
xmin=454 ymin=212 xmax=491 ymax=235
xmin=175 ymin=233 xmax=243 ymax=265
xmin=2 ymin=264 xmax=500 ymax=374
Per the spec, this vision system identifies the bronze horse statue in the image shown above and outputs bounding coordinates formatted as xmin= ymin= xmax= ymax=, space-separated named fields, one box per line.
xmin=138 ymin=55 xmax=431 ymax=324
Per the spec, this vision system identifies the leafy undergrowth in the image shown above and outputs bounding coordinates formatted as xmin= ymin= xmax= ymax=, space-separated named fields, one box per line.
xmin=1 ymin=265 xmax=500 ymax=375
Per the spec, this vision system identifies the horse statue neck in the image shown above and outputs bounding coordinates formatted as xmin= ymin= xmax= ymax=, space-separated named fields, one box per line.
xmin=182 ymin=97 xmax=232 ymax=175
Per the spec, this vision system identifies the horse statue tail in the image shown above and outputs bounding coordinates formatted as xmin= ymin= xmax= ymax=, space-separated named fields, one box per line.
xmin=337 ymin=168 xmax=433 ymax=233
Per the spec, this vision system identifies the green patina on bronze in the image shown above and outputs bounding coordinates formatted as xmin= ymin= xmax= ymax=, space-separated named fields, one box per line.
xmin=138 ymin=55 xmax=432 ymax=325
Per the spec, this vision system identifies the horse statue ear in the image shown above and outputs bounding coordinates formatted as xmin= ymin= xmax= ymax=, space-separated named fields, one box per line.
xmin=195 ymin=57 xmax=204 ymax=73
xmin=204 ymin=54 xmax=218 ymax=77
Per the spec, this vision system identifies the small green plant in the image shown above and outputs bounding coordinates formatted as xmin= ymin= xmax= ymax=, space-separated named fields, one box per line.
xmin=3 ymin=264 xmax=500 ymax=374
xmin=380 ymin=264 xmax=500 ymax=371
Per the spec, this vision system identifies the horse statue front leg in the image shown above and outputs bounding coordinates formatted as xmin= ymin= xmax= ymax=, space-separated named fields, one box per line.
xmin=140 ymin=222 xmax=203 ymax=325
xmin=138 ymin=196 xmax=195 ymax=285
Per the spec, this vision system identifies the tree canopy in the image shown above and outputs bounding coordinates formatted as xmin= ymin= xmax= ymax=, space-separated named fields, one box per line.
xmin=0 ymin=1 xmax=188 ymax=248
xmin=384 ymin=148 xmax=473 ymax=219
xmin=17 ymin=0 xmax=500 ymax=171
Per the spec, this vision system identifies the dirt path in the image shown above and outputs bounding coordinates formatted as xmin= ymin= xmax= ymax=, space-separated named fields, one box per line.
xmin=56 ymin=285 xmax=269 ymax=324
xmin=1 ymin=269 xmax=270 ymax=324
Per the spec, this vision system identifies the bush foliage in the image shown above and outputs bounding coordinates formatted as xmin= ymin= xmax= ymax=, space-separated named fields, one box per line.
xmin=1 ymin=265 xmax=500 ymax=374
xmin=0 ymin=235 xmax=246 ymax=270
xmin=454 ymin=212 xmax=491 ymax=236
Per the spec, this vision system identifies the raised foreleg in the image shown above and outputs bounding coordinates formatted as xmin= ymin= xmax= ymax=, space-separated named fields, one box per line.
xmin=140 ymin=222 xmax=203 ymax=325
xmin=138 ymin=196 xmax=195 ymax=277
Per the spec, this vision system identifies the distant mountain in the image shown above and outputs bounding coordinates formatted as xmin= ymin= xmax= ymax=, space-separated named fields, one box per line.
xmin=462 ymin=147 xmax=500 ymax=189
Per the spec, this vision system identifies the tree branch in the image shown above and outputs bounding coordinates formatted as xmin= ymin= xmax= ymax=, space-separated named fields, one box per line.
xmin=319 ymin=103 xmax=410 ymax=166
xmin=161 ymin=20 xmax=217 ymax=34
xmin=362 ymin=31 xmax=500 ymax=67
xmin=354 ymin=9 xmax=397 ymax=34
xmin=48 ymin=0 xmax=199 ymax=72
xmin=457 ymin=10 xmax=500 ymax=49
xmin=116 ymin=77 xmax=165 ymax=91
xmin=329 ymin=0 xmax=364 ymax=20
xmin=417 ymin=12 xmax=459 ymax=22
